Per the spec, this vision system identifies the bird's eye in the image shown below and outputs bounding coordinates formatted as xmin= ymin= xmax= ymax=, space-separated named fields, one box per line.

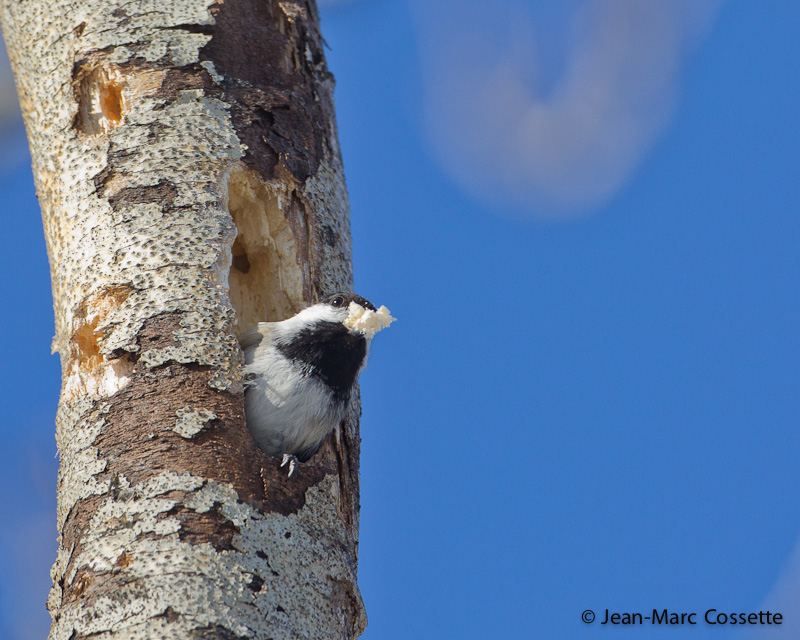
xmin=332 ymin=296 xmax=344 ymax=307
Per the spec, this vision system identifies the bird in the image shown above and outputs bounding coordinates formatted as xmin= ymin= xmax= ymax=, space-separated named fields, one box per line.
xmin=240 ymin=292 xmax=394 ymax=476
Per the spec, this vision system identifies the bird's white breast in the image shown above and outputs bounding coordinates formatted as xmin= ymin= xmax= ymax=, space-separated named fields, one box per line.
xmin=243 ymin=340 xmax=343 ymax=458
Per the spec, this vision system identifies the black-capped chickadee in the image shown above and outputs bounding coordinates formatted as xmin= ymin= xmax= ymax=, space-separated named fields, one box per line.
xmin=240 ymin=292 xmax=395 ymax=476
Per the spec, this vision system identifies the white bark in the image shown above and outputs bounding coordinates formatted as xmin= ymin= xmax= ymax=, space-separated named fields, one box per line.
xmin=0 ymin=0 xmax=366 ymax=637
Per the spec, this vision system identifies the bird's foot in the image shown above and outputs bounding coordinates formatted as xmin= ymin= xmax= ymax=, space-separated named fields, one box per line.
xmin=280 ymin=453 xmax=299 ymax=477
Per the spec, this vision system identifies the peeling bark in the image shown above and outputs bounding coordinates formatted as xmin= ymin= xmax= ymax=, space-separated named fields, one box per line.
xmin=0 ymin=0 xmax=366 ymax=637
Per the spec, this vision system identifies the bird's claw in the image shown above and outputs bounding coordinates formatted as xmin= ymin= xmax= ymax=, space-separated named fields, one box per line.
xmin=280 ymin=453 xmax=299 ymax=477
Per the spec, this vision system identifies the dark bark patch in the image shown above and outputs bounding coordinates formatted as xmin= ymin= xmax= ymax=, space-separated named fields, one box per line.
xmin=164 ymin=24 xmax=215 ymax=36
xmin=319 ymin=223 xmax=338 ymax=248
xmin=200 ymin=0 xmax=331 ymax=184
xmin=110 ymin=7 xmax=131 ymax=25
xmin=133 ymin=311 xmax=183 ymax=354
xmin=158 ymin=607 xmax=181 ymax=623
xmin=171 ymin=504 xmax=239 ymax=552
xmin=92 ymin=165 xmax=116 ymax=195
xmin=189 ymin=626 xmax=250 ymax=640
xmin=106 ymin=180 xmax=179 ymax=208
xmin=114 ymin=551 xmax=132 ymax=569
xmin=248 ymin=575 xmax=264 ymax=592
xmin=156 ymin=65 xmax=215 ymax=106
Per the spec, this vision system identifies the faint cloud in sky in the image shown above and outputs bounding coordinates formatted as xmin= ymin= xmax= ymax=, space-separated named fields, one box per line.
xmin=410 ymin=0 xmax=722 ymax=218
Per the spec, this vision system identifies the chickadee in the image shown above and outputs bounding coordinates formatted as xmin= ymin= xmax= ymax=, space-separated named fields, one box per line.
xmin=240 ymin=292 xmax=394 ymax=476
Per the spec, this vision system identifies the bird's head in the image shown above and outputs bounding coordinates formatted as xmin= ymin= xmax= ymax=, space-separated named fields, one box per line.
xmin=275 ymin=292 xmax=394 ymax=343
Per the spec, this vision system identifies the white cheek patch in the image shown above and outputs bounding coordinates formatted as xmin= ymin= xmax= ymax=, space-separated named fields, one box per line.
xmin=343 ymin=302 xmax=396 ymax=339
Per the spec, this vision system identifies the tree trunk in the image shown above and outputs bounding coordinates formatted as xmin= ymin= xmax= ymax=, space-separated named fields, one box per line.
xmin=0 ymin=0 xmax=366 ymax=637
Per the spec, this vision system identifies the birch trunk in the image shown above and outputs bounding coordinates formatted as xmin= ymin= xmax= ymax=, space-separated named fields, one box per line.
xmin=0 ymin=0 xmax=366 ymax=637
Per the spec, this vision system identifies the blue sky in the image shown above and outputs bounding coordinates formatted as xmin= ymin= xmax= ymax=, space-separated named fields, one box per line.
xmin=1 ymin=1 xmax=799 ymax=638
